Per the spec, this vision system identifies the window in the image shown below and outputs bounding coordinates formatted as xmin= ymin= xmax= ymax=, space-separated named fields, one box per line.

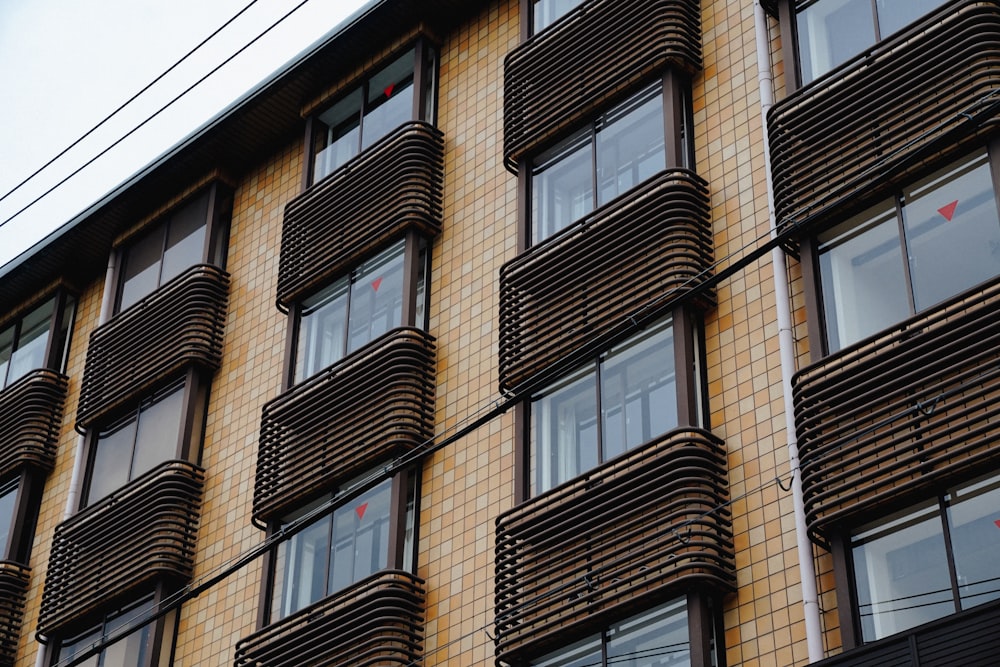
xmin=531 ymin=0 xmax=582 ymax=34
xmin=529 ymin=80 xmax=692 ymax=245
xmin=849 ymin=472 xmax=1000 ymax=642
xmin=0 ymin=293 xmax=75 ymax=391
xmin=530 ymin=317 xmax=701 ymax=495
xmin=116 ymin=186 xmax=228 ymax=313
xmin=816 ymin=150 xmax=1000 ymax=352
xmin=51 ymin=595 xmax=176 ymax=667
xmin=311 ymin=43 xmax=437 ymax=184
xmin=795 ymin=0 xmax=947 ymax=84
xmin=0 ymin=473 xmax=43 ymax=565
xmin=270 ymin=472 xmax=415 ymax=619
xmin=293 ymin=238 xmax=428 ymax=383
xmin=531 ymin=597 xmax=716 ymax=666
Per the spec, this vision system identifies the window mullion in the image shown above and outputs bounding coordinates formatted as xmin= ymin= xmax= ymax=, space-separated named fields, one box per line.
xmin=938 ymin=494 xmax=964 ymax=612
xmin=894 ymin=195 xmax=918 ymax=316
xmin=590 ymin=124 xmax=599 ymax=213
xmin=594 ymin=358 xmax=604 ymax=466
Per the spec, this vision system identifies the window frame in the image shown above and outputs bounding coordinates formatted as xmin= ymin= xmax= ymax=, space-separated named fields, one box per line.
xmin=0 ymin=471 xmax=43 ymax=565
xmin=0 ymin=288 xmax=76 ymax=392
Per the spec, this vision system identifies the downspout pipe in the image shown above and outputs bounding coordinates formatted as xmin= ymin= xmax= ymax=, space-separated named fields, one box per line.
xmin=753 ymin=2 xmax=825 ymax=662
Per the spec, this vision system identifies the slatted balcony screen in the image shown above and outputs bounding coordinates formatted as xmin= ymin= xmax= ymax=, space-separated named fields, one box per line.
xmin=76 ymin=264 xmax=229 ymax=431
xmin=233 ymin=570 xmax=425 ymax=667
xmin=277 ymin=121 xmax=444 ymax=309
xmin=38 ymin=460 xmax=204 ymax=637
xmin=498 ymin=169 xmax=713 ymax=395
xmin=768 ymin=0 xmax=1000 ymax=238
xmin=494 ymin=428 xmax=734 ymax=663
xmin=0 ymin=561 xmax=30 ymax=667
xmin=503 ymin=0 xmax=702 ymax=171
xmin=0 ymin=369 xmax=67 ymax=478
xmin=253 ymin=328 xmax=436 ymax=526
xmin=794 ymin=277 xmax=1000 ymax=544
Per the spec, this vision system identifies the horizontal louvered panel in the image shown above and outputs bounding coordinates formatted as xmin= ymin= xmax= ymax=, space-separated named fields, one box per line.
xmin=234 ymin=570 xmax=425 ymax=667
xmin=494 ymin=428 xmax=734 ymax=662
xmin=0 ymin=562 xmax=30 ymax=667
xmin=0 ymin=369 xmax=67 ymax=478
xmin=38 ymin=460 xmax=204 ymax=637
xmin=253 ymin=328 xmax=435 ymax=525
xmin=794 ymin=276 xmax=1000 ymax=543
xmin=503 ymin=0 xmax=701 ymax=170
xmin=276 ymin=121 xmax=444 ymax=308
xmin=769 ymin=0 xmax=1000 ymax=238
xmin=498 ymin=169 xmax=713 ymax=394
xmin=76 ymin=264 xmax=229 ymax=431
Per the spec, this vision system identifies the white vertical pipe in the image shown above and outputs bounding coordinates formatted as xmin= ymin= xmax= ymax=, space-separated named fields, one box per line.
xmin=753 ymin=2 xmax=824 ymax=662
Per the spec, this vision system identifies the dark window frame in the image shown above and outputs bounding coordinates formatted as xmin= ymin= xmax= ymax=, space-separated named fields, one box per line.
xmin=0 ymin=470 xmax=43 ymax=565
xmin=0 ymin=288 xmax=76 ymax=392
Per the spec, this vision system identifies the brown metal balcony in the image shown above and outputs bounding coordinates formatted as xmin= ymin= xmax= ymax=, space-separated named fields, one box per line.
xmin=0 ymin=561 xmax=30 ymax=667
xmin=794 ymin=276 xmax=1000 ymax=544
xmin=498 ymin=169 xmax=713 ymax=394
xmin=233 ymin=570 xmax=425 ymax=667
xmin=253 ymin=328 xmax=435 ymax=526
xmin=494 ymin=428 xmax=734 ymax=663
xmin=76 ymin=264 xmax=229 ymax=431
xmin=276 ymin=121 xmax=444 ymax=309
xmin=768 ymin=0 xmax=1000 ymax=238
xmin=38 ymin=460 xmax=204 ymax=637
xmin=503 ymin=0 xmax=702 ymax=171
xmin=0 ymin=369 xmax=67 ymax=478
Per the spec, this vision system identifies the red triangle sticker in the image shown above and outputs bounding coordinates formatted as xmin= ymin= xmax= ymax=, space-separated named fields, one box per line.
xmin=994 ymin=519 xmax=1000 ymax=529
xmin=938 ymin=200 xmax=958 ymax=221
xmin=384 ymin=83 xmax=395 ymax=98
xmin=356 ymin=503 xmax=368 ymax=520
xmin=371 ymin=277 xmax=382 ymax=292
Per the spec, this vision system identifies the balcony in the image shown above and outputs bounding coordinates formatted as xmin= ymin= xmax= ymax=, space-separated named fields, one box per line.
xmin=503 ymin=0 xmax=702 ymax=171
xmin=234 ymin=570 xmax=425 ymax=667
xmin=38 ymin=460 xmax=204 ymax=636
xmin=253 ymin=328 xmax=435 ymax=525
xmin=498 ymin=169 xmax=713 ymax=394
xmin=768 ymin=0 xmax=1000 ymax=237
xmin=76 ymin=264 xmax=229 ymax=431
xmin=794 ymin=277 xmax=1000 ymax=544
xmin=276 ymin=121 xmax=444 ymax=309
xmin=0 ymin=369 xmax=67 ymax=478
xmin=814 ymin=598 xmax=1000 ymax=666
xmin=0 ymin=561 xmax=30 ymax=667
xmin=494 ymin=428 xmax=734 ymax=663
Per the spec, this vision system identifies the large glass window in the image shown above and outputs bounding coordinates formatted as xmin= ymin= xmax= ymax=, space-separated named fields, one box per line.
xmin=531 ymin=318 xmax=683 ymax=494
xmin=52 ymin=596 xmax=176 ymax=667
xmin=0 ymin=478 xmax=17 ymax=559
xmin=796 ymin=0 xmax=947 ymax=84
xmin=294 ymin=239 xmax=427 ymax=383
xmin=851 ymin=472 xmax=1000 ymax=642
xmin=531 ymin=0 xmax=582 ymax=34
xmin=0 ymin=294 xmax=75 ymax=391
xmin=532 ymin=598 xmax=698 ymax=666
xmin=817 ymin=151 xmax=1000 ymax=352
xmin=271 ymin=473 xmax=415 ymax=619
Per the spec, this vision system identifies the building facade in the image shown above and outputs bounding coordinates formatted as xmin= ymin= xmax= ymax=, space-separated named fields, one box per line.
xmin=0 ymin=0 xmax=997 ymax=666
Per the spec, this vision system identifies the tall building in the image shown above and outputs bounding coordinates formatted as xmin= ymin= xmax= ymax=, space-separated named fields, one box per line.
xmin=0 ymin=0 xmax=997 ymax=665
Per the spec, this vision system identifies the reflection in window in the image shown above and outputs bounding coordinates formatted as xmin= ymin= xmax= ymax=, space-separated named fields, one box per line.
xmin=54 ymin=596 xmax=175 ymax=667
xmin=0 ymin=295 xmax=75 ymax=391
xmin=818 ymin=151 xmax=1000 ymax=351
xmin=531 ymin=319 xmax=679 ymax=494
xmin=851 ymin=472 xmax=1000 ymax=642
xmin=533 ymin=597 xmax=695 ymax=666
xmin=532 ymin=0 xmax=582 ymax=34
xmin=272 ymin=475 xmax=414 ymax=619
xmin=0 ymin=478 xmax=16 ymax=559
xmin=295 ymin=239 xmax=427 ymax=382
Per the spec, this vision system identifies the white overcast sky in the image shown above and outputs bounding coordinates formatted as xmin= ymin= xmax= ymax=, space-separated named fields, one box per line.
xmin=0 ymin=0 xmax=369 ymax=271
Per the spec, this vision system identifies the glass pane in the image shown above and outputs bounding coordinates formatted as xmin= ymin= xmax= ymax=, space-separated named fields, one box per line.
xmin=531 ymin=367 xmax=598 ymax=494
xmin=120 ymin=225 xmax=165 ymax=312
xmin=329 ymin=479 xmax=392 ymax=596
xmin=160 ymin=192 xmax=209 ymax=286
xmin=414 ymin=241 xmax=428 ymax=329
xmin=607 ymin=597 xmax=690 ymax=666
xmin=0 ymin=479 xmax=17 ymax=559
xmin=818 ymin=200 xmax=910 ymax=351
xmin=797 ymin=0 xmax=876 ymax=84
xmin=6 ymin=298 xmax=55 ymax=387
xmin=89 ymin=416 xmax=139 ymax=504
xmin=901 ymin=152 xmax=1000 ymax=310
xmin=601 ymin=319 xmax=676 ymax=460
xmin=102 ymin=599 xmax=155 ymax=667
xmin=56 ymin=295 xmax=77 ymax=374
xmin=297 ymin=277 xmax=350 ymax=382
xmin=532 ymin=635 xmax=601 ymax=666
xmin=131 ymin=386 xmax=185 ymax=482
xmin=596 ymin=84 xmax=665 ymax=207
xmin=278 ymin=515 xmax=330 ymax=617
xmin=532 ymin=130 xmax=594 ymax=244
xmin=315 ymin=88 xmax=363 ymax=181
xmin=532 ymin=0 xmax=582 ymax=34
xmin=0 ymin=323 xmax=12 ymax=390
xmin=59 ymin=627 xmax=102 ymax=667
xmin=947 ymin=474 xmax=1000 ymax=610
xmin=876 ymin=0 xmax=947 ymax=36
xmin=362 ymin=49 xmax=415 ymax=151
xmin=346 ymin=241 xmax=406 ymax=354
xmin=852 ymin=502 xmax=955 ymax=642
